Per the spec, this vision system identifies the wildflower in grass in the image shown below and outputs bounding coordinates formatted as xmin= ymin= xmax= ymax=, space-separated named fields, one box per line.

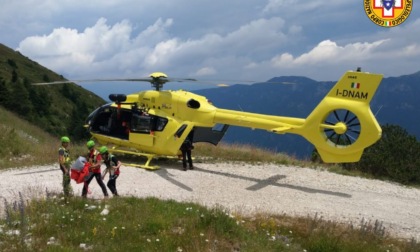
xmin=100 ymin=208 xmax=109 ymax=215
xmin=93 ymin=227 xmax=97 ymax=236
xmin=47 ymin=237 xmax=56 ymax=245
xmin=156 ymin=238 xmax=160 ymax=242
xmin=200 ymin=233 xmax=204 ymax=237
xmin=147 ymin=238 xmax=151 ymax=242
xmin=6 ymin=229 xmax=20 ymax=236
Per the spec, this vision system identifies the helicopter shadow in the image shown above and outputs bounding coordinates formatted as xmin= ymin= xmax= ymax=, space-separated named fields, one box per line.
xmin=14 ymin=168 xmax=57 ymax=175
xmin=192 ymin=167 xmax=351 ymax=198
xmin=152 ymin=164 xmax=194 ymax=192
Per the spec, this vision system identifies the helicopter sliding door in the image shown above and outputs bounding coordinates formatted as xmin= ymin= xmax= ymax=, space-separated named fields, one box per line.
xmin=193 ymin=124 xmax=229 ymax=145
xmin=86 ymin=104 xmax=133 ymax=140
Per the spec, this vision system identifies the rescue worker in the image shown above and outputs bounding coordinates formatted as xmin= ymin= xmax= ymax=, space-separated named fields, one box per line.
xmin=100 ymin=146 xmax=121 ymax=196
xmin=82 ymin=140 xmax=109 ymax=199
xmin=180 ymin=130 xmax=194 ymax=171
xmin=58 ymin=136 xmax=73 ymax=197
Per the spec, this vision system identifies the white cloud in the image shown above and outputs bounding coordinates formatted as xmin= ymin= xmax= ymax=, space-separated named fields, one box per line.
xmin=271 ymin=39 xmax=388 ymax=66
xmin=263 ymin=0 xmax=348 ymax=14
xmin=7 ymin=1 xmax=420 ymax=82
xmin=195 ymin=67 xmax=217 ymax=76
xmin=16 ymin=18 xmax=176 ymax=77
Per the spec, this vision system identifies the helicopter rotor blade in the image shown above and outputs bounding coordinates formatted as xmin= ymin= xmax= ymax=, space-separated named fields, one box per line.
xmin=32 ymin=77 xmax=197 ymax=86
xmin=32 ymin=80 xmax=76 ymax=85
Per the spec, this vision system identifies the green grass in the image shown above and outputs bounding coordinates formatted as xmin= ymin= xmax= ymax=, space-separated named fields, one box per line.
xmin=1 ymin=195 xmax=418 ymax=252
xmin=1 ymin=106 xmax=419 ymax=251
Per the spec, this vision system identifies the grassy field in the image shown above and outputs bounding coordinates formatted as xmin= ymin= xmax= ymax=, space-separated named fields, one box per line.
xmin=1 ymin=107 xmax=419 ymax=251
xmin=2 ymin=194 xmax=419 ymax=252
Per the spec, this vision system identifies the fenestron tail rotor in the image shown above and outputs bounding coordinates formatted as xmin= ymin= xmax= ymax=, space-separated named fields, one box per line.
xmin=321 ymin=109 xmax=361 ymax=147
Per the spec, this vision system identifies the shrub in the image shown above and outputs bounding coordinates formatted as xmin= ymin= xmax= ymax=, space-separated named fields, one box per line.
xmin=351 ymin=124 xmax=420 ymax=184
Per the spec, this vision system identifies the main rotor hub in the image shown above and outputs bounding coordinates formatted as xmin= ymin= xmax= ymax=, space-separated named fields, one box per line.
xmin=149 ymin=72 xmax=168 ymax=91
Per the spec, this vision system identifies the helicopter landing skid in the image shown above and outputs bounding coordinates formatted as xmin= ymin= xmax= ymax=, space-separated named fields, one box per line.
xmin=109 ymin=148 xmax=159 ymax=170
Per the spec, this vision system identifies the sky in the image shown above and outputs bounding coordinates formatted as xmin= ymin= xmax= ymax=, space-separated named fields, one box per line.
xmin=1 ymin=0 xmax=419 ymax=85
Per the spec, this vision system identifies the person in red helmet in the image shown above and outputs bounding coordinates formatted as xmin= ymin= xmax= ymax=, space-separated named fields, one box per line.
xmin=82 ymin=140 xmax=109 ymax=199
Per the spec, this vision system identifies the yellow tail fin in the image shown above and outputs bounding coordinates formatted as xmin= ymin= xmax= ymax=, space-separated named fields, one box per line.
xmin=301 ymin=70 xmax=383 ymax=163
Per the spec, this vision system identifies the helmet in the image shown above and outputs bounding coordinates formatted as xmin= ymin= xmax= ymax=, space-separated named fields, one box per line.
xmin=61 ymin=136 xmax=70 ymax=143
xmin=86 ymin=140 xmax=95 ymax=149
xmin=99 ymin=146 xmax=108 ymax=154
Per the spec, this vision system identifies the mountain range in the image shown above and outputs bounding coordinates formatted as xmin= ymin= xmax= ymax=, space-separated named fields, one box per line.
xmin=195 ymin=71 xmax=420 ymax=159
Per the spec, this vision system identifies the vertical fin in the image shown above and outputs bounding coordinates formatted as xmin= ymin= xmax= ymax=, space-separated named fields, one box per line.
xmin=301 ymin=70 xmax=383 ymax=163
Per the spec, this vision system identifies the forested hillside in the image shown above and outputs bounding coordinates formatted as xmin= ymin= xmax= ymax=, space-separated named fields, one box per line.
xmin=0 ymin=43 xmax=105 ymax=140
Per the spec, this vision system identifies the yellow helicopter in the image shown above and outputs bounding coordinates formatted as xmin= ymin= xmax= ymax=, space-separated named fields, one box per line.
xmin=35 ymin=68 xmax=383 ymax=169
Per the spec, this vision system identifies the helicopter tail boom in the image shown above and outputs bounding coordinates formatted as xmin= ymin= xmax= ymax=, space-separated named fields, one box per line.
xmin=212 ymin=70 xmax=383 ymax=163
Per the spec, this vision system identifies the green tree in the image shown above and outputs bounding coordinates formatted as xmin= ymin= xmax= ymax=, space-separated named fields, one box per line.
xmin=0 ymin=78 xmax=10 ymax=106
xmin=7 ymin=58 xmax=17 ymax=68
xmin=42 ymin=74 xmax=50 ymax=82
xmin=354 ymin=124 xmax=420 ymax=184
xmin=8 ymin=81 xmax=33 ymax=116
xmin=11 ymin=69 xmax=18 ymax=83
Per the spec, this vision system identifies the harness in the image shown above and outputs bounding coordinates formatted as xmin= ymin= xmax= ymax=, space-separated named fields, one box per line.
xmin=105 ymin=154 xmax=120 ymax=176
xmin=89 ymin=149 xmax=99 ymax=164
xmin=59 ymin=146 xmax=70 ymax=169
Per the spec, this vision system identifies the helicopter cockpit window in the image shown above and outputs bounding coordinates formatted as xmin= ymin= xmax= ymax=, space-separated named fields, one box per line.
xmin=130 ymin=114 xmax=168 ymax=133
xmin=131 ymin=114 xmax=152 ymax=133
xmin=89 ymin=106 xmax=117 ymax=134
xmin=155 ymin=117 xmax=168 ymax=131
